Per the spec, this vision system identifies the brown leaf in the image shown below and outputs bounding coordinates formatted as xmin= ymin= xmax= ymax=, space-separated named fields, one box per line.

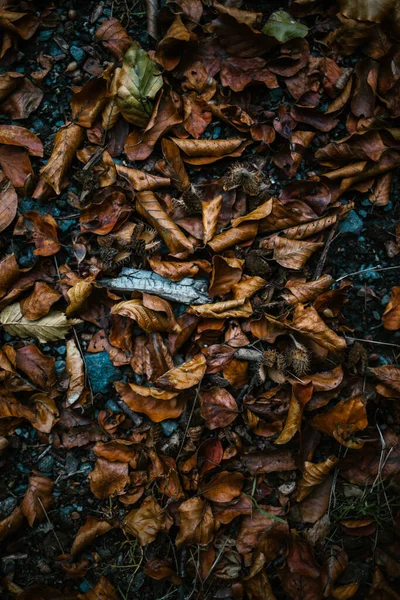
xmin=15 ymin=344 xmax=56 ymax=394
xmin=202 ymin=194 xmax=222 ymax=244
xmin=209 ymin=255 xmax=243 ymax=297
xmin=66 ymin=281 xmax=93 ymax=317
xmin=283 ymin=275 xmax=334 ymax=305
xmin=71 ymin=516 xmax=114 ymax=558
xmin=221 ymin=56 xmax=278 ymax=92
xmin=275 ymin=383 xmax=313 ymax=445
xmin=148 ymin=258 xmax=209 ymax=282
xmin=0 ymin=254 xmax=19 ymax=298
xmin=371 ymin=365 xmax=400 ymax=395
xmin=382 ymin=286 xmax=400 ymax=330
xmin=291 ymin=304 xmax=347 ymax=353
xmin=0 ymin=124 xmax=43 ymax=156
xmin=65 ymin=338 xmax=85 ymax=406
xmin=208 ymin=222 xmax=258 ymax=252
xmin=116 ymin=164 xmax=169 ymax=191
xmin=0 ymin=175 xmax=18 ymax=234
xmin=111 ymin=298 xmax=180 ymax=333
xmin=156 ymin=354 xmax=206 ymax=390
xmin=236 ymin=505 xmax=287 ymax=557
xmin=297 ymin=456 xmax=339 ymax=501
xmin=30 ymin=394 xmax=59 ymax=433
xmin=95 ymin=18 xmax=133 ymax=60
xmin=136 ymin=190 xmax=194 ymax=254
xmin=0 ymin=506 xmax=23 ymax=543
xmin=20 ymin=282 xmax=61 ymax=320
xmin=0 ymin=146 xmax=33 ymax=190
xmin=200 ymin=387 xmax=238 ymax=429
xmin=176 ymin=497 xmax=215 ymax=547
xmin=1 ymin=77 xmax=43 ymax=120
xmin=80 ymin=188 xmax=131 ymax=235
xmin=122 ymin=496 xmax=171 ymax=546
xmin=170 ymin=137 xmax=250 ymax=165
xmin=273 ymin=237 xmax=323 ymax=270
xmin=312 ymin=395 xmax=368 ymax=448
xmin=0 ymin=71 xmax=23 ymax=101
xmin=369 ymin=172 xmax=392 ymax=206
xmin=20 ymin=211 xmax=60 ymax=256
xmin=144 ymin=558 xmax=181 ymax=584
xmin=40 ymin=123 xmax=84 ymax=194
xmin=115 ymin=381 xmax=184 ymax=422
xmin=200 ymin=471 xmax=244 ymax=502
xmin=21 ymin=471 xmax=53 ymax=527
xmin=89 ymin=457 xmax=129 ymax=499
xmin=231 ymin=199 xmax=274 ymax=228
xmin=78 ymin=576 xmax=120 ymax=600
xmin=71 ymin=76 xmax=109 ymax=128
xmin=340 ymin=0 xmax=396 ymax=23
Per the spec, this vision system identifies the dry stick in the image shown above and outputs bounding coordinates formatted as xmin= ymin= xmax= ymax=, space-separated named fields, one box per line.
xmin=313 ymin=220 xmax=339 ymax=280
xmin=335 ymin=264 xmax=400 ymax=283
xmin=345 ymin=336 xmax=400 ymax=349
xmin=146 ymin=0 xmax=159 ymax=39
xmin=37 ymin=497 xmax=65 ymax=554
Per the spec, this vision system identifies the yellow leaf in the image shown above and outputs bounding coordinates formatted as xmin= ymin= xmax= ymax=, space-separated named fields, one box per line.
xmin=0 ymin=303 xmax=81 ymax=343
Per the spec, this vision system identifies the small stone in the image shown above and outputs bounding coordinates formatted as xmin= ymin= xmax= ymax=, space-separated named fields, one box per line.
xmin=84 ymin=352 xmax=120 ymax=393
xmin=161 ymin=420 xmax=178 ymax=437
xmin=381 ymin=294 xmax=390 ymax=306
xmin=339 ymin=210 xmax=363 ymax=235
xmin=72 ymin=74 xmax=82 ymax=84
xmin=39 ymin=30 xmax=53 ymax=42
xmin=70 ymin=45 xmax=86 ymax=64
xmin=0 ymin=496 xmax=17 ymax=519
xmin=68 ymin=9 xmax=77 ymax=20
xmin=38 ymin=455 xmax=55 ymax=473
xmin=66 ymin=60 xmax=78 ymax=72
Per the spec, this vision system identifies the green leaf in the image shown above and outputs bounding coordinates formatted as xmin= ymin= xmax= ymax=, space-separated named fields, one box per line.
xmin=115 ymin=42 xmax=163 ymax=128
xmin=0 ymin=302 xmax=81 ymax=343
xmin=262 ymin=11 xmax=308 ymax=43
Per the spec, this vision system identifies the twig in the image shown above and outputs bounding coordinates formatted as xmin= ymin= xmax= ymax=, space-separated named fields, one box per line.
xmin=115 ymin=397 xmax=143 ymax=426
xmin=175 ymin=381 xmax=201 ymax=463
xmin=146 ymin=0 xmax=159 ymax=39
xmin=37 ymin=497 xmax=65 ymax=554
xmin=314 ymin=221 xmax=338 ymax=280
xmin=344 ymin=336 xmax=400 ymax=349
xmin=335 ymin=264 xmax=400 ymax=283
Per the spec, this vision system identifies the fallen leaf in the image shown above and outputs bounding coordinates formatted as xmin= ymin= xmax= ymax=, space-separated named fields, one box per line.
xmin=275 ymin=383 xmax=313 ymax=445
xmin=0 ymin=175 xmax=17 ymax=234
xmin=382 ymin=286 xmax=400 ymax=330
xmin=291 ymin=304 xmax=347 ymax=353
xmin=111 ymin=298 xmax=180 ymax=333
xmin=297 ymin=456 xmax=339 ymax=501
xmin=89 ymin=457 xmax=129 ymax=499
xmin=200 ymin=471 xmax=244 ymax=502
xmin=176 ymin=497 xmax=215 ymax=547
xmin=202 ymin=195 xmax=222 ymax=244
xmin=71 ymin=516 xmax=114 ymax=558
xmin=156 ymin=354 xmax=206 ymax=390
xmin=0 ymin=124 xmax=43 ymax=156
xmin=0 ymin=254 xmax=19 ymax=298
xmin=312 ymin=395 xmax=368 ymax=448
xmin=65 ymin=338 xmax=85 ymax=406
xmin=1 ymin=77 xmax=43 ymax=119
xmin=0 ymin=303 xmax=80 ymax=342
xmin=78 ymin=576 xmax=120 ymax=600
xmin=115 ymin=381 xmax=184 ymax=422
xmin=115 ymin=43 xmax=163 ymax=127
xmin=95 ymin=18 xmax=133 ymax=60
xmin=170 ymin=137 xmax=250 ymax=165
xmin=262 ymin=11 xmax=308 ymax=42
xmin=20 ymin=281 xmax=61 ymax=321
xmin=122 ymin=496 xmax=171 ymax=546
xmin=200 ymin=387 xmax=238 ymax=429
xmin=0 ymin=146 xmax=33 ymax=190
xmin=273 ymin=237 xmax=323 ymax=270
xmin=66 ymin=281 xmax=93 ymax=317
xmin=21 ymin=471 xmax=53 ymax=527
xmin=40 ymin=123 xmax=84 ymax=194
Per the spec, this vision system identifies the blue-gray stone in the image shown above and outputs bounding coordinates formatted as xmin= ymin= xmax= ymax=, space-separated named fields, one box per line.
xmin=70 ymin=45 xmax=86 ymax=64
xmin=161 ymin=420 xmax=178 ymax=437
xmin=59 ymin=219 xmax=76 ymax=232
xmin=0 ymin=497 xmax=17 ymax=519
xmin=84 ymin=352 xmax=120 ymax=393
xmin=55 ymin=358 xmax=66 ymax=376
xmin=39 ymin=30 xmax=53 ymax=42
xmin=381 ymin=294 xmax=390 ymax=306
xmin=38 ymin=455 xmax=55 ymax=473
xmin=79 ymin=581 xmax=92 ymax=593
xmin=339 ymin=210 xmax=363 ymax=235
xmin=106 ymin=399 xmax=121 ymax=413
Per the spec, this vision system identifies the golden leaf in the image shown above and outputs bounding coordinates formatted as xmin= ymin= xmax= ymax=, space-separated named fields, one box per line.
xmin=312 ymin=395 xmax=368 ymax=448
xmin=273 ymin=237 xmax=323 ymax=270
xmin=202 ymin=195 xmax=222 ymax=244
xmin=297 ymin=456 xmax=339 ymax=501
xmin=111 ymin=298 xmax=180 ymax=333
xmin=0 ymin=303 xmax=81 ymax=343
xmin=66 ymin=281 xmax=93 ymax=317
xmin=156 ymin=354 xmax=206 ymax=390
xmin=40 ymin=123 xmax=84 ymax=194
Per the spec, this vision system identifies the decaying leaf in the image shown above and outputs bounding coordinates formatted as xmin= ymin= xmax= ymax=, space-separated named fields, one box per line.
xmin=21 ymin=471 xmax=53 ymax=527
xmin=40 ymin=123 xmax=84 ymax=194
xmin=0 ymin=303 xmax=81 ymax=342
xmin=312 ymin=395 xmax=368 ymax=448
xmin=122 ymin=496 xmax=171 ymax=546
xmin=115 ymin=381 xmax=184 ymax=422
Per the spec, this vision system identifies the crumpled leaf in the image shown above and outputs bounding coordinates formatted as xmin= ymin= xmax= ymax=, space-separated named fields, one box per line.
xmin=0 ymin=174 xmax=18 ymax=234
xmin=122 ymin=496 xmax=171 ymax=546
xmin=156 ymin=354 xmax=206 ymax=390
xmin=275 ymin=383 xmax=313 ymax=445
xmin=89 ymin=457 xmax=129 ymax=499
xmin=312 ymin=395 xmax=368 ymax=448
xmin=115 ymin=381 xmax=184 ymax=422
xmin=176 ymin=497 xmax=215 ymax=547
xmin=40 ymin=123 xmax=84 ymax=194
xmin=171 ymin=137 xmax=250 ymax=165
xmin=21 ymin=471 xmax=53 ymax=527
xmin=111 ymin=297 xmax=180 ymax=333
xmin=273 ymin=237 xmax=323 ymax=270
xmin=65 ymin=338 xmax=85 ymax=407
xmin=262 ymin=11 xmax=309 ymax=42
xmin=382 ymin=286 xmax=400 ymax=330
xmin=291 ymin=304 xmax=347 ymax=353
xmin=20 ymin=281 xmax=61 ymax=321
xmin=71 ymin=516 xmax=114 ymax=558
xmin=0 ymin=303 xmax=81 ymax=342
xmin=95 ymin=18 xmax=133 ymax=60
xmin=200 ymin=387 xmax=238 ymax=429
xmin=297 ymin=456 xmax=339 ymax=501
xmin=200 ymin=471 xmax=244 ymax=503
xmin=115 ymin=43 xmax=163 ymax=127
xmin=0 ymin=124 xmax=43 ymax=156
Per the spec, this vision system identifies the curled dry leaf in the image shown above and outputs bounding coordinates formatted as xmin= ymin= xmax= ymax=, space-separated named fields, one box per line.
xmin=136 ymin=191 xmax=194 ymax=254
xmin=95 ymin=18 xmax=133 ymax=60
xmin=312 ymin=395 xmax=368 ymax=448
xmin=89 ymin=457 xmax=129 ymax=499
xmin=170 ymin=137 xmax=250 ymax=165
xmin=148 ymin=258 xmax=209 ymax=282
xmin=66 ymin=281 xmax=93 ymax=317
xmin=40 ymin=123 xmax=84 ymax=194
xmin=283 ymin=275 xmax=334 ymax=305
xmin=291 ymin=304 xmax=347 ymax=353
xmin=21 ymin=471 xmax=53 ymax=527
xmin=200 ymin=471 xmax=244 ymax=502
xmin=122 ymin=496 xmax=171 ymax=546
xmin=200 ymin=387 xmax=238 ymax=429
xmin=161 ymin=138 xmax=190 ymax=191
xmin=0 ymin=303 xmax=81 ymax=342
xmin=297 ymin=456 xmax=339 ymax=501
xmin=176 ymin=497 xmax=215 ymax=547
xmin=80 ymin=189 xmax=131 ymax=235
xmin=0 ymin=254 xmax=19 ymax=298
xmin=208 ymin=222 xmax=258 ymax=252
xmin=0 ymin=174 xmax=17 ymax=234
xmin=382 ymin=286 xmax=400 ymax=330
xmin=156 ymin=354 xmax=206 ymax=390
xmin=65 ymin=338 xmax=85 ymax=407
xmin=111 ymin=298 xmax=180 ymax=333
xmin=275 ymin=383 xmax=313 ymax=445
xmin=115 ymin=43 xmax=163 ymax=127
xmin=370 ymin=365 xmax=400 ymax=396
xmin=202 ymin=195 xmax=222 ymax=244
xmin=115 ymin=381 xmax=184 ymax=422
xmin=19 ymin=211 xmax=60 ymax=257
xmin=0 ymin=124 xmax=43 ymax=156
xmin=116 ymin=164 xmax=170 ymax=191
xmin=20 ymin=281 xmax=61 ymax=321
xmin=273 ymin=237 xmax=324 ymax=270
xmin=71 ymin=516 xmax=114 ymax=558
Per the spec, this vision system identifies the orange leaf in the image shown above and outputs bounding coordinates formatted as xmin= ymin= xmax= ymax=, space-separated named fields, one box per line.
xmin=273 ymin=237 xmax=323 ymax=270
xmin=283 ymin=275 xmax=334 ymax=305
xmin=21 ymin=471 xmax=53 ymax=526
xmin=40 ymin=123 xmax=84 ymax=194
xmin=208 ymin=222 xmax=258 ymax=252
xmin=20 ymin=281 xmax=61 ymax=320
xmin=312 ymin=395 xmax=368 ymax=448
xmin=89 ymin=457 xmax=129 ymax=499
xmin=111 ymin=298 xmax=180 ymax=333
xmin=202 ymin=194 xmax=222 ymax=244
xmin=291 ymin=304 xmax=347 ymax=353
xmin=200 ymin=387 xmax=238 ymax=429
xmin=122 ymin=496 xmax=172 ymax=546
xmin=275 ymin=383 xmax=313 ymax=445
xmin=200 ymin=471 xmax=244 ymax=502
xmin=297 ymin=456 xmax=339 ymax=501
xmin=0 ymin=124 xmax=43 ymax=156
xmin=382 ymin=286 xmax=400 ymax=330
xmin=115 ymin=381 xmax=184 ymax=422
xmin=171 ymin=137 xmax=250 ymax=165
xmin=156 ymin=354 xmax=206 ymax=390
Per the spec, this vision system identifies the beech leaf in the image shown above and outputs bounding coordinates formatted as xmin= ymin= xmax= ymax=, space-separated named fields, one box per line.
xmin=0 ymin=303 xmax=81 ymax=342
xmin=262 ymin=11 xmax=308 ymax=42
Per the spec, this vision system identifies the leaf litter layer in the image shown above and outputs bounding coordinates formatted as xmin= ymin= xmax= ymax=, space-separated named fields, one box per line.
xmin=1 ymin=0 xmax=400 ymax=599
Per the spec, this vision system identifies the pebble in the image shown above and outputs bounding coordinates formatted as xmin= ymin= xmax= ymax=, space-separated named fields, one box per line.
xmin=84 ymin=352 xmax=120 ymax=393
xmin=161 ymin=420 xmax=178 ymax=437
xmin=38 ymin=455 xmax=55 ymax=474
xmin=70 ymin=45 xmax=86 ymax=64
xmin=339 ymin=210 xmax=363 ymax=235
xmin=68 ymin=9 xmax=77 ymax=20
xmin=0 ymin=496 xmax=17 ymax=519
xmin=66 ymin=61 xmax=78 ymax=72
xmin=39 ymin=30 xmax=53 ymax=42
